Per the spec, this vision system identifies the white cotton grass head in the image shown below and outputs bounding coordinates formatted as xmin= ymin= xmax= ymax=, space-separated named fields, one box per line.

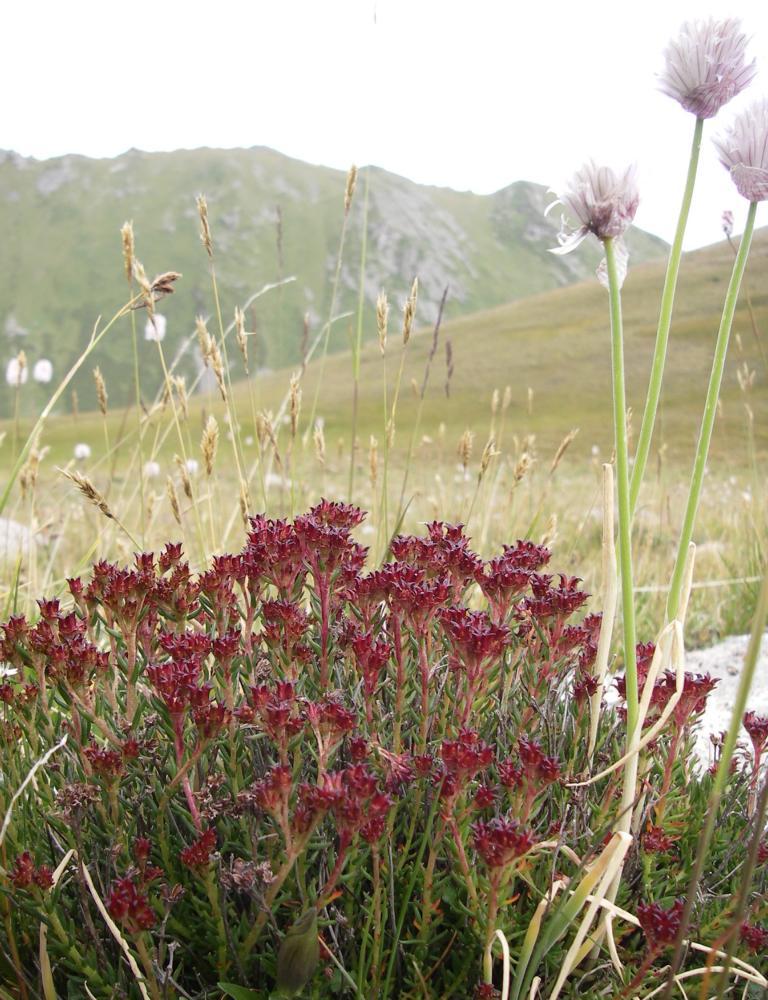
xmin=32 ymin=358 xmax=54 ymax=384
xmin=659 ymin=18 xmax=756 ymax=120
xmin=185 ymin=458 xmax=199 ymax=476
xmin=143 ymin=460 xmax=161 ymax=479
xmin=144 ymin=313 xmax=167 ymax=342
xmin=713 ymin=98 xmax=768 ymax=202
xmin=549 ymin=162 xmax=639 ymax=253
xmin=73 ymin=442 xmax=92 ymax=461
xmin=6 ymin=356 xmax=28 ymax=387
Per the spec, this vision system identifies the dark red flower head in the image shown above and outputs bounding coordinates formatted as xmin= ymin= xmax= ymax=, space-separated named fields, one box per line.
xmin=472 ymin=816 xmax=535 ymax=869
xmin=180 ymin=828 xmax=217 ymax=870
xmin=637 ymin=899 xmax=685 ymax=950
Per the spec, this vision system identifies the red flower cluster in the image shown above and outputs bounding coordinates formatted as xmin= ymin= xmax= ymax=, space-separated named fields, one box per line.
xmin=83 ymin=742 xmax=125 ymax=780
xmin=740 ymin=922 xmax=768 ymax=953
xmin=642 ymin=825 xmax=675 ymax=854
xmin=472 ymin=815 xmax=535 ymax=869
xmin=744 ymin=711 xmax=768 ymax=761
xmin=9 ymin=852 xmax=53 ymax=891
xmin=637 ymin=899 xmax=685 ymax=950
xmin=106 ymin=876 xmax=156 ymax=932
xmin=180 ymin=828 xmax=217 ymax=870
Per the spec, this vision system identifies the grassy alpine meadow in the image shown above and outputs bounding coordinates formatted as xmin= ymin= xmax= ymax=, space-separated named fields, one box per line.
xmin=2 ymin=17 xmax=768 ymax=1000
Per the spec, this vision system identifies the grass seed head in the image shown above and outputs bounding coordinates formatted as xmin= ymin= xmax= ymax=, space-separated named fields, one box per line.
xmin=313 ymin=420 xmax=326 ymax=466
xmin=174 ymin=455 xmax=193 ymax=501
xmin=376 ymin=291 xmax=389 ymax=355
xmin=166 ymin=476 xmax=181 ymax=525
xmin=402 ymin=278 xmax=418 ymax=344
xmin=93 ymin=367 xmax=108 ymax=416
xmin=197 ymin=194 xmax=213 ymax=257
xmin=458 ymin=429 xmax=474 ymax=471
xmin=201 ymin=416 xmax=219 ymax=476
xmin=344 ymin=165 xmax=358 ymax=215
xmin=120 ymin=221 xmax=135 ymax=282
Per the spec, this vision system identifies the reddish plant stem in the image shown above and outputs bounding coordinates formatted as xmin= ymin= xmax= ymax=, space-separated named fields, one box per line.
xmin=173 ymin=713 xmax=202 ymax=832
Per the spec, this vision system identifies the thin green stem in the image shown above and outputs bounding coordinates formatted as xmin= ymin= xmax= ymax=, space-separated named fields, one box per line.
xmin=666 ymin=201 xmax=757 ymax=622
xmin=604 ymin=237 xmax=638 ymax=736
xmin=630 ymin=117 xmax=703 ymax=515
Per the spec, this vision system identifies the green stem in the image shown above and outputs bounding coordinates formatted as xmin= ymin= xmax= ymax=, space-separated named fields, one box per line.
xmin=666 ymin=201 xmax=757 ymax=622
xmin=629 ymin=117 xmax=703 ymax=515
xmin=604 ymin=237 xmax=638 ymax=736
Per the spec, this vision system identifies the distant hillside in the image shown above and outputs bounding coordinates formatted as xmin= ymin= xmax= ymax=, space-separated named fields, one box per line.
xmin=0 ymin=146 xmax=666 ymax=415
xmin=247 ymin=225 xmax=768 ymax=464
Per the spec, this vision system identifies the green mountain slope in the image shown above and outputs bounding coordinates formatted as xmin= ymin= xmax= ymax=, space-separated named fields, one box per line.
xmin=248 ymin=225 xmax=768 ymax=464
xmin=0 ymin=145 xmax=666 ymax=416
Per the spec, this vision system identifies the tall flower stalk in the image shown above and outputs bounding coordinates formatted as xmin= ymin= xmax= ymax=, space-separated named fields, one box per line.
xmin=603 ymin=236 xmax=639 ymax=734
xmin=629 ymin=116 xmax=703 ymax=514
xmin=666 ymin=200 xmax=757 ymax=620
xmin=631 ymin=16 xmax=756 ymax=511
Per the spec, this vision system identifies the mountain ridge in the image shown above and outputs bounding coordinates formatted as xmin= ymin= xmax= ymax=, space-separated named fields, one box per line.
xmin=0 ymin=144 xmax=667 ymax=415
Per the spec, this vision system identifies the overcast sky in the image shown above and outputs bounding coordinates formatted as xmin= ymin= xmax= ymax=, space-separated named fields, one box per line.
xmin=3 ymin=0 xmax=768 ymax=248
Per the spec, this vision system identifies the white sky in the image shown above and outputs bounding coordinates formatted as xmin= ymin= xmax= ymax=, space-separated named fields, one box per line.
xmin=3 ymin=0 xmax=768 ymax=248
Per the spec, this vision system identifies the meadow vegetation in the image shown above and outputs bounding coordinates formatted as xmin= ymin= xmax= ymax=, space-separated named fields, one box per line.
xmin=1 ymin=16 xmax=768 ymax=999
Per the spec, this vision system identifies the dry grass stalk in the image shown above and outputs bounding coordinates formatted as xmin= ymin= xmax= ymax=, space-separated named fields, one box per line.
xmin=300 ymin=312 xmax=310 ymax=371
xmin=344 ymin=165 xmax=358 ymax=216
xmin=289 ymin=372 xmax=302 ymax=438
xmin=257 ymin=411 xmax=282 ymax=469
xmin=174 ymin=455 xmax=193 ymax=500
xmin=201 ymin=416 xmax=219 ymax=476
xmin=376 ymin=291 xmax=389 ymax=355
xmin=120 ymin=221 xmax=135 ymax=282
xmin=491 ymin=389 xmax=500 ymax=416
xmin=444 ymin=339 xmax=454 ymax=397
xmin=196 ymin=316 xmax=211 ymax=365
xmin=457 ymin=429 xmax=474 ymax=471
xmin=19 ymin=439 xmax=45 ymax=500
xmin=60 ymin=469 xmax=114 ymax=521
xmin=479 ymin=436 xmax=499 ymax=478
xmin=369 ymin=435 xmax=378 ymax=487
xmin=132 ymin=259 xmax=182 ymax=316
xmin=402 ymin=278 xmax=418 ymax=344
xmin=166 ymin=476 xmax=181 ymax=526
xmin=197 ymin=194 xmax=213 ymax=257
xmin=198 ymin=321 xmax=226 ymax=400
xmin=502 ymin=385 xmax=513 ymax=412
xmin=234 ymin=307 xmax=248 ymax=371
xmin=13 ymin=350 xmax=27 ymax=381
xmin=551 ymin=428 xmax=579 ymax=473
xmin=737 ymin=361 xmax=755 ymax=393
xmin=239 ymin=482 xmax=250 ymax=527
xmin=71 ymin=389 xmax=79 ymax=420
xmin=527 ymin=386 xmax=534 ymax=415
xmin=93 ymin=367 xmax=108 ymax=416
xmin=173 ymin=376 xmax=188 ymax=418
xmin=313 ymin=420 xmax=326 ymax=465
xmin=513 ymin=450 xmax=534 ymax=485
xmin=410 ymin=377 xmax=419 ymax=399
xmin=541 ymin=512 xmax=558 ymax=547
